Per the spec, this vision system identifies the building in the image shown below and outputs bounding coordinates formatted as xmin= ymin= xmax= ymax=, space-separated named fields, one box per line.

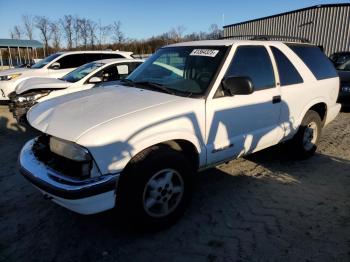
xmin=0 ymin=39 xmax=44 ymax=69
xmin=223 ymin=4 xmax=350 ymax=55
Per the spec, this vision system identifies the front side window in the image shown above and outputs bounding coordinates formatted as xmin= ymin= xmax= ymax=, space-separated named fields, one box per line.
xmin=92 ymin=62 xmax=141 ymax=83
xmin=31 ymin=53 xmax=61 ymax=69
xmin=61 ymin=62 xmax=103 ymax=83
xmin=288 ymin=44 xmax=338 ymax=80
xmin=271 ymin=46 xmax=303 ymax=86
xmin=126 ymin=46 xmax=228 ymax=96
xmin=225 ymin=46 xmax=275 ymax=91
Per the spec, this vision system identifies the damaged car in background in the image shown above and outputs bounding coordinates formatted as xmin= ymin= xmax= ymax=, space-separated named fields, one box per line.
xmin=9 ymin=58 xmax=143 ymax=122
xmin=0 ymin=50 xmax=134 ymax=102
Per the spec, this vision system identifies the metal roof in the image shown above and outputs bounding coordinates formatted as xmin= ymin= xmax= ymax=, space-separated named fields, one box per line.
xmin=223 ymin=3 xmax=350 ymax=28
xmin=0 ymin=39 xmax=44 ymax=48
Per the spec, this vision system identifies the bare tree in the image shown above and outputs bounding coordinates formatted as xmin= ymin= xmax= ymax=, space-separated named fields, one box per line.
xmin=22 ymin=14 xmax=34 ymax=40
xmin=112 ymin=21 xmax=124 ymax=44
xmin=35 ymin=16 xmax=52 ymax=54
xmin=208 ymin=24 xmax=222 ymax=39
xmin=78 ymin=18 xmax=89 ymax=49
xmin=73 ymin=16 xmax=81 ymax=48
xmin=51 ymin=22 xmax=61 ymax=50
xmin=60 ymin=15 xmax=74 ymax=49
xmin=168 ymin=25 xmax=186 ymax=42
xmin=87 ymin=20 xmax=97 ymax=49
xmin=99 ymin=24 xmax=112 ymax=48
xmin=11 ymin=25 xmax=22 ymax=39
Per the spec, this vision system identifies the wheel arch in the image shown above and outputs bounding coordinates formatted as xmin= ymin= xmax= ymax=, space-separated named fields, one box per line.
xmin=122 ymin=139 xmax=201 ymax=174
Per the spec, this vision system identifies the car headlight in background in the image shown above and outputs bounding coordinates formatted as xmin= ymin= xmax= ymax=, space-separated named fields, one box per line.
xmin=14 ymin=90 xmax=51 ymax=103
xmin=0 ymin=73 xmax=22 ymax=81
xmin=341 ymin=86 xmax=350 ymax=93
xmin=50 ymin=137 xmax=91 ymax=162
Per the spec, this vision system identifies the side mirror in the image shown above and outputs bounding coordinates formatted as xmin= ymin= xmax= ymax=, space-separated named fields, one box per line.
xmin=222 ymin=76 xmax=254 ymax=96
xmin=88 ymin=76 xmax=103 ymax=84
xmin=50 ymin=62 xmax=60 ymax=70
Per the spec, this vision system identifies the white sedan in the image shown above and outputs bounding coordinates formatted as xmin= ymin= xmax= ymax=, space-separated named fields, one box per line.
xmin=9 ymin=58 xmax=143 ymax=122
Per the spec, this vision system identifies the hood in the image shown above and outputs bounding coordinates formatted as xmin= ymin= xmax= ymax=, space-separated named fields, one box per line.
xmin=16 ymin=77 xmax=70 ymax=94
xmin=27 ymin=85 xmax=180 ymax=142
xmin=0 ymin=67 xmax=30 ymax=76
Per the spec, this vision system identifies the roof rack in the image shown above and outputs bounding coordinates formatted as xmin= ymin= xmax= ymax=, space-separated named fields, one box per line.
xmin=221 ymin=35 xmax=310 ymax=43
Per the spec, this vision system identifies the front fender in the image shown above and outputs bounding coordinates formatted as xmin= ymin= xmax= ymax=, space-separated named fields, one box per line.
xmin=86 ymin=130 xmax=205 ymax=175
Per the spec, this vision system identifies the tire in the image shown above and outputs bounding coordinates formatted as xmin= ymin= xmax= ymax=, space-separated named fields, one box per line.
xmin=117 ymin=144 xmax=194 ymax=230
xmin=289 ymin=110 xmax=322 ymax=159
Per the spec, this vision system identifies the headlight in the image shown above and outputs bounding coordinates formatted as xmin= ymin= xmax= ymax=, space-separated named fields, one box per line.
xmin=342 ymin=86 xmax=350 ymax=93
xmin=0 ymin=73 xmax=22 ymax=81
xmin=14 ymin=90 xmax=50 ymax=103
xmin=49 ymin=137 xmax=91 ymax=161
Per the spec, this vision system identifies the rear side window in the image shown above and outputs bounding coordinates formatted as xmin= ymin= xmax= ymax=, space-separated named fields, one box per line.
xmin=288 ymin=45 xmax=338 ymax=80
xmin=271 ymin=47 xmax=303 ymax=86
xmin=226 ymin=46 xmax=275 ymax=91
xmin=56 ymin=54 xmax=86 ymax=69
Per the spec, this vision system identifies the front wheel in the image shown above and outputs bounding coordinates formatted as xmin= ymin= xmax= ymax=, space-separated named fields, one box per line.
xmin=289 ymin=110 xmax=322 ymax=159
xmin=117 ymin=145 xmax=194 ymax=230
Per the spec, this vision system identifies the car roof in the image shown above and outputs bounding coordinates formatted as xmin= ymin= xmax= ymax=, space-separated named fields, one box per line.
xmin=55 ymin=50 xmax=133 ymax=55
xmin=165 ymin=39 xmax=314 ymax=48
xmin=93 ymin=58 xmax=144 ymax=64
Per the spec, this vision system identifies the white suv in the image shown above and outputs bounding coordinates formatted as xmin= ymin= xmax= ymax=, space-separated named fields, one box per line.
xmin=19 ymin=40 xmax=340 ymax=229
xmin=0 ymin=51 xmax=133 ymax=101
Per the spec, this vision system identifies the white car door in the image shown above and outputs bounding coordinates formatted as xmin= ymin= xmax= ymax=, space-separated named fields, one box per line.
xmin=206 ymin=45 xmax=283 ymax=165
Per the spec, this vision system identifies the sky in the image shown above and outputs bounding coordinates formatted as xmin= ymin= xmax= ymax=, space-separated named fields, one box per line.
xmin=0 ymin=0 xmax=349 ymax=41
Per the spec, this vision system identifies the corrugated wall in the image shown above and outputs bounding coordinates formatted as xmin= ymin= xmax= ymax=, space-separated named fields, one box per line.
xmin=224 ymin=5 xmax=350 ymax=55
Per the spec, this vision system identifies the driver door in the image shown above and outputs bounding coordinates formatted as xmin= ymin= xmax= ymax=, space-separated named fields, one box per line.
xmin=206 ymin=45 xmax=283 ymax=165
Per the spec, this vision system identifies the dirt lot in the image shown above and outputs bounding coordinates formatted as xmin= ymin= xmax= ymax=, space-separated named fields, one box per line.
xmin=0 ymin=105 xmax=349 ymax=262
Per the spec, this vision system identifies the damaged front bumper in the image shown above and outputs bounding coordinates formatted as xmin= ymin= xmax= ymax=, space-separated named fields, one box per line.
xmin=8 ymin=92 xmax=36 ymax=123
xmin=19 ymin=138 xmax=120 ymax=214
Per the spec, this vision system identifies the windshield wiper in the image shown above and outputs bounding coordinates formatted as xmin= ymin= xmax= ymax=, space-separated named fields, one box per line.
xmin=133 ymin=81 xmax=175 ymax=95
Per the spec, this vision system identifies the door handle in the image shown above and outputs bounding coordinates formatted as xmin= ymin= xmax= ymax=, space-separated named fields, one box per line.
xmin=272 ymin=95 xmax=281 ymax=104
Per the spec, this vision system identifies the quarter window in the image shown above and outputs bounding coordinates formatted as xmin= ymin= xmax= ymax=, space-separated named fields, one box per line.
xmin=271 ymin=47 xmax=303 ymax=86
xmin=225 ymin=46 xmax=275 ymax=91
xmin=288 ymin=44 xmax=338 ymax=80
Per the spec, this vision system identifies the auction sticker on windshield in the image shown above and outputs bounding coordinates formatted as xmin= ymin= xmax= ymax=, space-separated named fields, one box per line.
xmin=190 ymin=49 xmax=219 ymax=57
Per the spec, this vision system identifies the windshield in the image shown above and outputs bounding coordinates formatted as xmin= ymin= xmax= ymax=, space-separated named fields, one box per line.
xmin=61 ymin=62 xmax=104 ymax=83
xmin=31 ymin=53 xmax=61 ymax=69
xmin=125 ymin=46 xmax=228 ymax=95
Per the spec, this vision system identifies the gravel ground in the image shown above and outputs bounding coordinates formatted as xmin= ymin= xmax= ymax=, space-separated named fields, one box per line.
xmin=0 ymin=105 xmax=349 ymax=262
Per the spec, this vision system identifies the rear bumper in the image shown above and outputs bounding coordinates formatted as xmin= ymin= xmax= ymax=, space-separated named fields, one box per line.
xmin=325 ymin=103 xmax=341 ymax=126
xmin=19 ymin=139 xmax=120 ymax=214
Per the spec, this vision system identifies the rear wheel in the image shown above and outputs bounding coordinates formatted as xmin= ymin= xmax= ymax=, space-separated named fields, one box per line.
xmin=117 ymin=145 xmax=194 ymax=230
xmin=289 ymin=110 xmax=322 ymax=159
